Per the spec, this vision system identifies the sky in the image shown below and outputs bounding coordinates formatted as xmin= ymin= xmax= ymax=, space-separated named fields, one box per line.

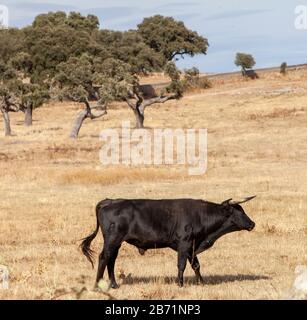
xmin=1 ymin=0 xmax=307 ymax=73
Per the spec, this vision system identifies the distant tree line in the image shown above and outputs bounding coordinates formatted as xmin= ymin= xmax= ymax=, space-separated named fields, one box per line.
xmin=235 ymin=53 xmax=288 ymax=79
xmin=0 ymin=12 xmax=209 ymax=137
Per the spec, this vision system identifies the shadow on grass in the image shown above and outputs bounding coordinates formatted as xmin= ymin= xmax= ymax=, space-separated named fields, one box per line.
xmin=122 ymin=274 xmax=270 ymax=286
xmin=16 ymin=120 xmax=39 ymax=125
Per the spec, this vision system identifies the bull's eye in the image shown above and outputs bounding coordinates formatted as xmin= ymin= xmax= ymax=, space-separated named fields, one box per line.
xmin=225 ymin=208 xmax=233 ymax=218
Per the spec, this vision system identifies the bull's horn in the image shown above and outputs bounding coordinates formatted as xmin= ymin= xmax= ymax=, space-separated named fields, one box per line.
xmin=221 ymin=198 xmax=233 ymax=206
xmin=229 ymin=195 xmax=256 ymax=205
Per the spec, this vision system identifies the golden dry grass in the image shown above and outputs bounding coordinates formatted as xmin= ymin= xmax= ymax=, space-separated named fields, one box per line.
xmin=0 ymin=70 xmax=306 ymax=300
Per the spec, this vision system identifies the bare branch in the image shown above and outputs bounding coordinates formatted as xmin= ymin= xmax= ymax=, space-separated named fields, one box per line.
xmin=140 ymin=94 xmax=177 ymax=111
xmin=82 ymin=98 xmax=92 ymax=115
xmin=134 ymin=88 xmax=143 ymax=105
xmin=82 ymin=100 xmax=107 ymax=120
xmin=0 ymin=99 xmax=19 ymax=113
xmin=89 ymin=109 xmax=107 ymax=120
xmin=170 ymin=50 xmax=190 ymax=60
xmin=90 ymin=103 xmax=106 ymax=111
xmin=7 ymin=106 xmax=19 ymax=113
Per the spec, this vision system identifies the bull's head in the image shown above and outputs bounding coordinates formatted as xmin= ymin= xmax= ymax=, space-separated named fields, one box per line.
xmin=221 ymin=196 xmax=256 ymax=231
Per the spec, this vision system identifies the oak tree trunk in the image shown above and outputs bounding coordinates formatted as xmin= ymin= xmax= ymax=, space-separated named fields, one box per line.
xmin=133 ymin=109 xmax=144 ymax=128
xmin=70 ymin=109 xmax=88 ymax=139
xmin=242 ymin=67 xmax=247 ymax=77
xmin=24 ymin=104 xmax=33 ymax=126
xmin=126 ymin=94 xmax=176 ymax=129
xmin=1 ymin=110 xmax=12 ymax=136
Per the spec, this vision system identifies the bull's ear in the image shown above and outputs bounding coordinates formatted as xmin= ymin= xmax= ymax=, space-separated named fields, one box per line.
xmin=221 ymin=198 xmax=232 ymax=206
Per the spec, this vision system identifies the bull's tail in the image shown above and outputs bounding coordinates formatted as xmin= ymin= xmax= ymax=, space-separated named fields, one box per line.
xmin=80 ymin=217 xmax=99 ymax=269
xmin=80 ymin=199 xmax=112 ymax=268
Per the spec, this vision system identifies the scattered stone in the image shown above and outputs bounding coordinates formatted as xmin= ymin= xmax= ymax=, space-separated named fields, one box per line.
xmin=283 ymin=265 xmax=307 ymax=300
xmin=0 ymin=265 xmax=9 ymax=289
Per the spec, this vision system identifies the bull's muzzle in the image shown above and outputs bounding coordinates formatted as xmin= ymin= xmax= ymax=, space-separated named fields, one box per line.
xmin=247 ymin=222 xmax=255 ymax=231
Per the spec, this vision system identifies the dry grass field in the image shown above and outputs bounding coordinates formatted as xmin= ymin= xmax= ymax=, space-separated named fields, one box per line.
xmin=0 ymin=69 xmax=306 ymax=300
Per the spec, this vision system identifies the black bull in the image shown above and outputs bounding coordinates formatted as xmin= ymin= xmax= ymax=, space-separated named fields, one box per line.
xmin=81 ymin=196 xmax=256 ymax=288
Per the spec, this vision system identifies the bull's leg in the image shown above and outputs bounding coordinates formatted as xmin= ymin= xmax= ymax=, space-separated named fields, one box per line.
xmin=95 ymin=225 xmax=123 ymax=289
xmin=177 ymin=243 xmax=191 ymax=287
xmin=188 ymin=256 xmax=204 ymax=284
xmin=95 ymin=246 xmax=109 ymax=287
xmin=95 ymin=245 xmax=119 ymax=288
xmin=107 ymin=246 xmax=120 ymax=289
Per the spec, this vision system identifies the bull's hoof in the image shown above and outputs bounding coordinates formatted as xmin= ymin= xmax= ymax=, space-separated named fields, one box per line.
xmin=93 ymin=284 xmax=100 ymax=292
xmin=110 ymin=283 xmax=119 ymax=289
xmin=138 ymin=248 xmax=146 ymax=255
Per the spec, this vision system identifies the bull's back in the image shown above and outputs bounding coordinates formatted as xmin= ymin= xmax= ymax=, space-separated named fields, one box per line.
xmin=97 ymin=199 xmax=206 ymax=248
xmin=99 ymin=198 xmax=204 ymax=221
